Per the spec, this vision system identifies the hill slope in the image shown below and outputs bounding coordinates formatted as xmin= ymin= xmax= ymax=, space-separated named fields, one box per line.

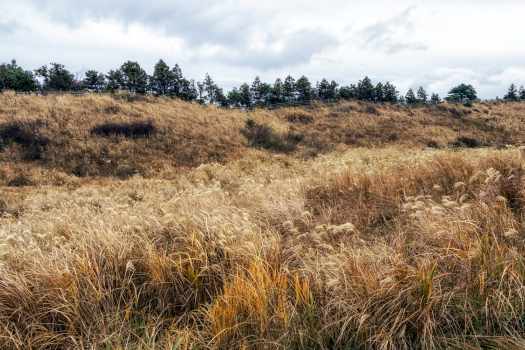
xmin=1 ymin=92 xmax=525 ymax=185
xmin=3 ymin=94 xmax=525 ymax=348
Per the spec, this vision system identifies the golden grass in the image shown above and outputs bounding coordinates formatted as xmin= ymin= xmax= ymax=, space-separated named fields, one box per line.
xmin=3 ymin=93 xmax=525 ymax=348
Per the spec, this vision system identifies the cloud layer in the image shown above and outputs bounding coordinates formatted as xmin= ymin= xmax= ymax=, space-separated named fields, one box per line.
xmin=1 ymin=0 xmax=525 ymax=97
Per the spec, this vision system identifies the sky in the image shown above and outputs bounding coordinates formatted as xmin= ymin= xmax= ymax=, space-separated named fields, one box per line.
xmin=1 ymin=0 xmax=524 ymax=98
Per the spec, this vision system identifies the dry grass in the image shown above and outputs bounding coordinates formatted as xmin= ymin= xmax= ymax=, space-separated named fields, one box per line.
xmin=3 ymin=93 xmax=525 ymax=349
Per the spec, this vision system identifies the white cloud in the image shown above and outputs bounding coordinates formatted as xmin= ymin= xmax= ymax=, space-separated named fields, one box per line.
xmin=1 ymin=0 xmax=525 ymax=98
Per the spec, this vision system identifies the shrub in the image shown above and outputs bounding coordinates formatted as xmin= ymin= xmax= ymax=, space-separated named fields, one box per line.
xmin=426 ymin=140 xmax=441 ymax=149
xmin=91 ymin=120 xmax=155 ymax=138
xmin=0 ymin=120 xmax=49 ymax=160
xmin=115 ymin=164 xmax=138 ymax=179
xmin=241 ymin=119 xmax=301 ymax=153
xmin=286 ymin=111 xmax=314 ymax=124
xmin=7 ymin=174 xmax=33 ymax=187
xmin=450 ymin=136 xmax=483 ymax=148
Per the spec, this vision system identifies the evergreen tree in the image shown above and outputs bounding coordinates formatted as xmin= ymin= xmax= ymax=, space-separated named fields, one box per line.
xmin=270 ymin=78 xmax=284 ymax=105
xmin=283 ymin=75 xmax=296 ymax=103
xmin=446 ymin=84 xmax=477 ymax=104
xmin=383 ymin=82 xmax=398 ymax=103
xmin=329 ymin=81 xmax=338 ymax=100
xmin=250 ymin=77 xmax=263 ymax=106
xmin=318 ymin=79 xmax=338 ymax=101
xmin=338 ymin=84 xmax=357 ymax=100
xmin=430 ymin=93 xmax=441 ymax=105
xmin=374 ymin=82 xmax=385 ymax=102
xmin=215 ymin=86 xmax=228 ymax=107
xmin=0 ymin=60 xmax=37 ymax=92
xmin=202 ymin=74 xmax=217 ymax=103
xmin=150 ymin=59 xmax=174 ymax=96
xmin=520 ymin=85 xmax=525 ymax=100
xmin=106 ymin=70 xmax=124 ymax=92
xmin=35 ymin=63 xmax=75 ymax=91
xmin=356 ymin=76 xmax=375 ymax=101
xmin=258 ymin=82 xmax=273 ymax=106
xmin=295 ymin=76 xmax=312 ymax=103
xmin=318 ymin=79 xmax=331 ymax=100
xmin=417 ymin=86 xmax=428 ymax=104
xmin=178 ymin=79 xmax=198 ymax=101
xmin=170 ymin=64 xmax=184 ymax=96
xmin=405 ymin=88 xmax=417 ymax=105
xmin=504 ymin=83 xmax=519 ymax=101
xmin=227 ymin=88 xmax=242 ymax=107
xmin=239 ymin=83 xmax=252 ymax=108
xmin=82 ymin=70 xmax=106 ymax=92
xmin=119 ymin=61 xmax=148 ymax=94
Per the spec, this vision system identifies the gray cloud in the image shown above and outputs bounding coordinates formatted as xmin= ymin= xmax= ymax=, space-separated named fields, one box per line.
xmin=359 ymin=7 xmax=428 ymax=54
xmin=19 ymin=0 xmax=262 ymax=47
xmin=215 ymin=29 xmax=339 ymax=70
xmin=2 ymin=0 xmax=525 ymax=99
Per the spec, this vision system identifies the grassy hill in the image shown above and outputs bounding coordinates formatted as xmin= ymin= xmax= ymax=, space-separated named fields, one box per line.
xmin=2 ymin=93 xmax=525 ymax=349
xmin=1 ymin=92 xmax=525 ymax=186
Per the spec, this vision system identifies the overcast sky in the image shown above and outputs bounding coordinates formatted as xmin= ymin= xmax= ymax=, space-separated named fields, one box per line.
xmin=1 ymin=0 xmax=524 ymax=98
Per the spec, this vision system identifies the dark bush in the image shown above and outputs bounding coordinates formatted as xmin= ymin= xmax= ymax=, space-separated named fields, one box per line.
xmin=91 ymin=120 xmax=155 ymax=138
xmin=7 ymin=174 xmax=33 ymax=187
xmin=115 ymin=164 xmax=138 ymax=179
xmin=286 ymin=112 xmax=314 ymax=124
xmin=450 ymin=136 xmax=484 ymax=148
xmin=241 ymin=119 xmax=301 ymax=153
xmin=426 ymin=140 xmax=441 ymax=149
xmin=0 ymin=121 xmax=49 ymax=160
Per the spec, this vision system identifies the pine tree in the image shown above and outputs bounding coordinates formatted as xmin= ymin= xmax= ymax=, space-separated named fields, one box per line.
xmin=35 ymin=63 xmax=75 ymax=91
xmin=119 ymin=61 xmax=148 ymax=94
xmin=356 ymin=76 xmax=375 ymax=101
xmin=270 ymin=78 xmax=284 ymax=105
xmin=295 ymin=76 xmax=312 ymax=103
xmin=318 ymin=79 xmax=331 ymax=100
xmin=239 ymin=83 xmax=252 ymax=108
xmin=374 ymin=82 xmax=384 ymax=102
xmin=338 ymin=85 xmax=355 ymax=100
xmin=83 ymin=70 xmax=106 ymax=92
xmin=383 ymin=82 xmax=398 ymax=103
xmin=504 ymin=83 xmax=519 ymax=101
xmin=430 ymin=93 xmax=441 ymax=105
xmin=203 ymin=74 xmax=216 ymax=103
xmin=227 ymin=88 xmax=242 ymax=107
xmin=258 ymin=82 xmax=273 ymax=106
xmin=178 ymin=79 xmax=197 ymax=101
xmin=250 ymin=77 xmax=263 ymax=106
xmin=520 ymin=86 xmax=525 ymax=100
xmin=283 ymin=76 xmax=296 ymax=103
xmin=106 ymin=70 xmax=123 ymax=92
xmin=417 ymin=86 xmax=428 ymax=104
xmin=0 ymin=60 xmax=37 ymax=92
xmin=150 ymin=59 xmax=174 ymax=96
xmin=171 ymin=64 xmax=184 ymax=96
xmin=329 ymin=81 xmax=338 ymax=100
xmin=446 ymin=84 xmax=477 ymax=104
xmin=405 ymin=88 xmax=417 ymax=105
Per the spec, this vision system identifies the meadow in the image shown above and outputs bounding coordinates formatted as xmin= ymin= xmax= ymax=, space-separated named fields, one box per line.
xmin=2 ymin=92 xmax=525 ymax=349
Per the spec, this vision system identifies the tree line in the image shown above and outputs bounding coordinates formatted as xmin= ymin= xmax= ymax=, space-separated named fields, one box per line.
xmin=0 ymin=58 xmax=502 ymax=108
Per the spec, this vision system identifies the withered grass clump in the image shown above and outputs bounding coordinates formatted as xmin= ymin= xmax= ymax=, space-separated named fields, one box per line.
xmin=241 ymin=119 xmax=302 ymax=153
xmin=2 ymin=146 xmax=525 ymax=349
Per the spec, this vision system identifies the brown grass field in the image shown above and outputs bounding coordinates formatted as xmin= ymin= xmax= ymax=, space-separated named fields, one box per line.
xmin=3 ymin=92 xmax=525 ymax=349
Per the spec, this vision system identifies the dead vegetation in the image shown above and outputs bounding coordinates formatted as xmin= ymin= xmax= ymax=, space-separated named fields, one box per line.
xmin=3 ymin=94 xmax=525 ymax=349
